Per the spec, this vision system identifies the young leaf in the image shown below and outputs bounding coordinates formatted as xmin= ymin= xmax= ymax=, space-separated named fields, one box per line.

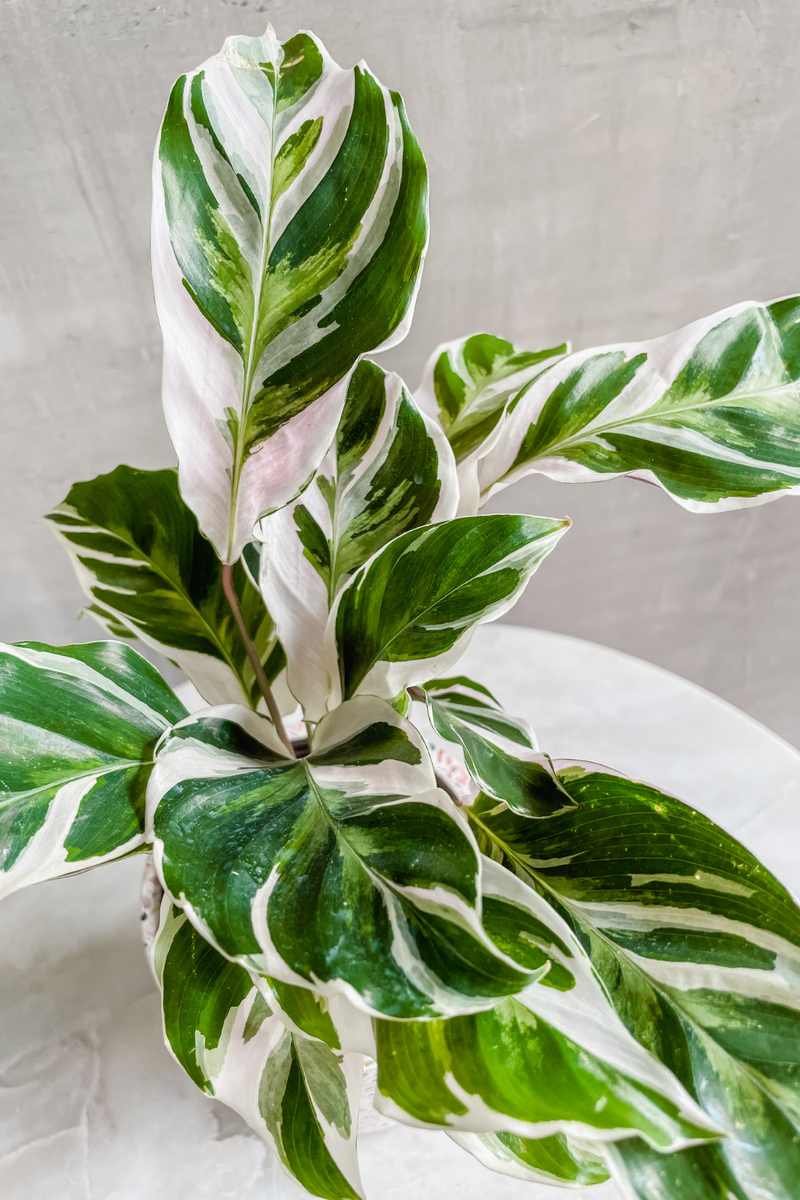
xmin=258 ymin=359 xmax=458 ymax=720
xmin=469 ymin=767 xmax=800 ymax=1194
xmin=331 ymin=513 xmax=569 ymax=706
xmin=0 ymin=641 xmax=185 ymax=900
xmin=149 ymin=697 xmax=540 ymax=1019
xmin=415 ymin=333 xmax=568 ymax=512
xmin=153 ymin=26 xmax=428 ymax=563
xmin=417 ymin=676 xmax=575 ymax=817
xmin=152 ymin=901 xmax=364 ymax=1199
xmin=47 ymin=465 xmax=286 ymax=710
xmin=448 ymin=1129 xmax=609 ymax=1187
xmin=374 ymin=858 xmax=718 ymax=1152
xmin=476 ymin=298 xmax=800 ymax=512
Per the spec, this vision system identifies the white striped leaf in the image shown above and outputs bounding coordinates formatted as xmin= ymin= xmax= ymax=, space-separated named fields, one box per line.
xmin=149 ymin=697 xmax=542 ymax=1020
xmin=469 ymin=768 xmax=800 ymax=1196
xmin=373 ymin=858 xmax=718 ymax=1150
xmin=258 ymin=359 xmax=458 ymax=720
xmin=417 ymin=676 xmax=574 ymax=817
xmin=152 ymin=899 xmax=364 ymax=1199
xmin=415 ymin=333 xmax=567 ymax=513
xmin=0 ymin=641 xmax=185 ymax=900
xmin=474 ymin=298 xmax=800 ymax=512
xmin=47 ymin=465 xmax=287 ymax=710
xmin=448 ymin=1130 xmax=609 ymax=1187
xmin=330 ymin=513 xmax=569 ymax=707
xmin=153 ymin=26 xmax=428 ymax=563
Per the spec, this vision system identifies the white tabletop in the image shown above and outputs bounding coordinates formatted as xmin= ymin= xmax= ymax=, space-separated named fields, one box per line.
xmin=1 ymin=626 xmax=797 ymax=1199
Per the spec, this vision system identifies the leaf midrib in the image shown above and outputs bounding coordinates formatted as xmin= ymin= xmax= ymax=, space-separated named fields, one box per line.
xmin=63 ymin=513 xmax=251 ymax=694
xmin=510 ymin=378 xmax=800 ymax=476
xmin=468 ymin=810 xmax=798 ymax=1139
xmin=1 ymin=758 xmax=150 ymax=811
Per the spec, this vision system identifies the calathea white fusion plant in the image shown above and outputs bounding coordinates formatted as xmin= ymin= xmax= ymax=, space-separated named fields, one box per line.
xmin=2 ymin=25 xmax=800 ymax=1200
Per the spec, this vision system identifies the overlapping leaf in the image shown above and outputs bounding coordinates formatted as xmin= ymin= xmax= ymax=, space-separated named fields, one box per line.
xmin=374 ymin=859 xmax=717 ymax=1151
xmin=153 ymin=25 xmax=428 ymax=562
xmin=152 ymin=900 xmax=364 ymax=1199
xmin=47 ymin=465 xmax=287 ymax=710
xmin=331 ymin=513 xmax=569 ymax=707
xmin=474 ymin=298 xmax=800 ymax=512
xmin=415 ymin=332 xmax=567 ymax=512
xmin=150 ymin=697 xmax=539 ymax=1019
xmin=258 ymin=359 xmax=458 ymax=719
xmin=0 ymin=641 xmax=185 ymax=899
xmin=417 ymin=676 xmax=574 ymax=817
xmin=469 ymin=767 xmax=800 ymax=1196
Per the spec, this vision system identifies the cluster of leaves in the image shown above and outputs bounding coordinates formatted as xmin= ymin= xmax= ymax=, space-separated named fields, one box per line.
xmin=2 ymin=25 xmax=800 ymax=1200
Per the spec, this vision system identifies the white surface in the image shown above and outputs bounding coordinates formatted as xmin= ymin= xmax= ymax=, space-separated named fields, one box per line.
xmin=1 ymin=626 xmax=798 ymax=1199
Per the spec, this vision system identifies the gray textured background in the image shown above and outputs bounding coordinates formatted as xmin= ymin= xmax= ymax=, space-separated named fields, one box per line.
xmin=2 ymin=0 xmax=800 ymax=743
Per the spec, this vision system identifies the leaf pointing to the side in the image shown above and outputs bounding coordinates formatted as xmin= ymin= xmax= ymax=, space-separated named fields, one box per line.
xmin=0 ymin=641 xmax=185 ymax=900
xmin=258 ymin=359 xmax=458 ymax=719
xmin=469 ymin=766 xmax=800 ymax=1197
xmin=477 ymin=298 xmax=800 ymax=513
xmin=417 ymin=676 xmax=575 ymax=817
xmin=153 ymin=26 xmax=428 ymax=562
xmin=47 ymin=465 xmax=287 ymax=710
xmin=374 ymin=859 xmax=718 ymax=1152
xmin=330 ymin=513 xmax=569 ymax=707
xmin=152 ymin=900 xmax=364 ymax=1199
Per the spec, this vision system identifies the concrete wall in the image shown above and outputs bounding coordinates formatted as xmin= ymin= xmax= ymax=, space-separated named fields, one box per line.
xmin=3 ymin=0 xmax=800 ymax=742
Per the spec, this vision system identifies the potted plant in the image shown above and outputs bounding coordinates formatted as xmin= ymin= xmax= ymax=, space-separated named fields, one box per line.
xmin=2 ymin=25 xmax=799 ymax=1199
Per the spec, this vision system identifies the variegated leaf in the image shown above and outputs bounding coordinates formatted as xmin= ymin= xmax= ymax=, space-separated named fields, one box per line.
xmin=374 ymin=858 xmax=717 ymax=1150
xmin=448 ymin=1129 xmax=609 ymax=1187
xmin=152 ymin=900 xmax=364 ymax=1199
xmin=415 ymin=333 xmax=567 ymax=513
xmin=47 ymin=465 xmax=288 ymax=710
xmin=476 ymin=298 xmax=800 ymax=513
xmin=0 ymin=641 xmax=185 ymax=900
xmin=153 ymin=26 xmax=428 ymax=562
xmin=330 ymin=513 xmax=569 ymax=707
xmin=416 ymin=676 xmax=574 ymax=817
xmin=258 ymin=359 xmax=458 ymax=720
xmin=149 ymin=697 xmax=541 ymax=1020
xmin=469 ymin=767 xmax=800 ymax=1195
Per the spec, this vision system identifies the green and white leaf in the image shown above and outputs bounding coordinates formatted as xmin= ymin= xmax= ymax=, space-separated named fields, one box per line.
xmin=153 ymin=25 xmax=428 ymax=562
xmin=330 ymin=513 xmax=569 ymax=708
xmin=258 ymin=359 xmax=458 ymax=720
xmin=150 ymin=697 xmax=539 ymax=1019
xmin=417 ymin=676 xmax=574 ymax=817
xmin=469 ymin=766 xmax=800 ymax=1196
xmin=0 ymin=641 xmax=185 ymax=900
xmin=152 ymin=899 xmax=364 ymax=1199
xmin=374 ymin=857 xmax=718 ymax=1150
xmin=415 ymin=332 xmax=567 ymax=513
xmin=449 ymin=1129 xmax=609 ymax=1188
xmin=47 ymin=465 xmax=289 ymax=711
xmin=476 ymin=298 xmax=800 ymax=512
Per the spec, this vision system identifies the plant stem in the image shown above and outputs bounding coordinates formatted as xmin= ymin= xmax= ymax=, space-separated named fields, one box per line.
xmin=221 ymin=563 xmax=295 ymax=758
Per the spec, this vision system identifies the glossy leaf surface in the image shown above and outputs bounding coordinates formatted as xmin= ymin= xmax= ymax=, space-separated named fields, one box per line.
xmin=153 ymin=901 xmax=364 ymax=1198
xmin=258 ymin=360 xmax=457 ymax=719
xmin=48 ymin=465 xmax=285 ymax=709
xmin=153 ymin=26 xmax=428 ymax=561
xmin=374 ymin=858 xmax=717 ymax=1152
xmin=469 ymin=767 xmax=800 ymax=1196
xmin=418 ymin=676 xmax=574 ymax=817
xmin=332 ymin=514 xmax=569 ymax=706
xmin=448 ymin=1129 xmax=609 ymax=1187
xmin=150 ymin=698 xmax=537 ymax=1019
xmin=0 ymin=641 xmax=185 ymax=899
xmin=477 ymin=298 xmax=800 ymax=513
